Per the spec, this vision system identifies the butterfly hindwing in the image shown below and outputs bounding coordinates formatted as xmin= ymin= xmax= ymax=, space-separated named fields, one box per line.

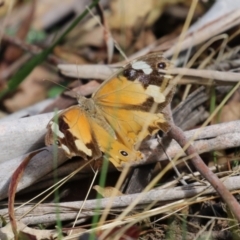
xmin=90 ymin=119 xmax=144 ymax=168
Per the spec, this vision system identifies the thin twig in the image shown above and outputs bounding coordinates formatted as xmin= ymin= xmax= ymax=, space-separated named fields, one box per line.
xmin=162 ymin=67 xmax=240 ymax=84
xmin=58 ymin=64 xmax=240 ymax=85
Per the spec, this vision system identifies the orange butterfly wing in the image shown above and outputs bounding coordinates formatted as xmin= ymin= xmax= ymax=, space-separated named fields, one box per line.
xmin=93 ymin=53 xmax=174 ymax=147
xmin=46 ymin=106 xmax=102 ymax=160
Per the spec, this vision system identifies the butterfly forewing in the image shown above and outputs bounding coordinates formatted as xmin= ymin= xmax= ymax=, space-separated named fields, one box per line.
xmin=93 ymin=53 xmax=175 ymax=146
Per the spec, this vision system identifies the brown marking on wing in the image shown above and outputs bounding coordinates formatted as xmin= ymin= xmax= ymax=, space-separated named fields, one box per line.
xmin=46 ymin=106 xmax=102 ymax=160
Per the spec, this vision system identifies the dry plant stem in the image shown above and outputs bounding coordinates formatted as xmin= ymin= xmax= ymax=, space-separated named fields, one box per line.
xmin=163 ymin=68 xmax=240 ymax=84
xmin=168 ymin=123 xmax=240 ymax=222
xmin=58 ymin=65 xmax=240 ymax=85
xmin=8 ymin=150 xmax=42 ymax=240
xmin=95 ymin=3 xmax=114 ymax=63
xmin=2 ymin=174 xmax=240 ymax=225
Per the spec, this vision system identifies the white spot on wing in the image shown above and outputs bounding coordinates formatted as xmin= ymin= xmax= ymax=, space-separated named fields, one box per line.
xmin=132 ymin=61 xmax=153 ymax=74
xmin=61 ymin=144 xmax=71 ymax=155
xmin=145 ymin=85 xmax=165 ymax=103
xmin=75 ymin=140 xmax=92 ymax=156
xmin=51 ymin=122 xmax=64 ymax=138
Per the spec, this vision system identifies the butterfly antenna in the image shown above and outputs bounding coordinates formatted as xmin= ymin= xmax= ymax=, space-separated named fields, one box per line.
xmin=43 ymin=78 xmax=80 ymax=100
xmin=43 ymin=78 xmax=72 ymax=92
xmin=74 ymin=62 xmax=82 ymax=99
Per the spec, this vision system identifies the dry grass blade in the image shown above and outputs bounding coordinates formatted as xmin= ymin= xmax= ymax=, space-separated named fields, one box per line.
xmin=164 ymin=0 xmax=240 ymax=58
xmin=2 ymin=174 xmax=240 ymax=226
xmin=8 ymin=150 xmax=43 ymax=238
xmin=163 ymin=68 xmax=240 ymax=84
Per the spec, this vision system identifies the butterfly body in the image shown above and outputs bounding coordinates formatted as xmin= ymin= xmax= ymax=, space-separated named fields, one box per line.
xmin=46 ymin=53 xmax=175 ymax=169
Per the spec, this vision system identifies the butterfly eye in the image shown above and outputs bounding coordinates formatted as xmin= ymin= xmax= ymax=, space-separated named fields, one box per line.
xmin=157 ymin=62 xmax=166 ymax=69
xmin=120 ymin=150 xmax=128 ymax=157
xmin=123 ymin=68 xmax=137 ymax=80
xmin=55 ymin=140 xmax=60 ymax=146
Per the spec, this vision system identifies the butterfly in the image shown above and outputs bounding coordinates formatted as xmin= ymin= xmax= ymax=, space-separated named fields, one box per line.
xmin=45 ymin=53 xmax=175 ymax=170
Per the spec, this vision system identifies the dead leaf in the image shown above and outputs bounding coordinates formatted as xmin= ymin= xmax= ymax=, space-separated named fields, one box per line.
xmin=108 ymin=0 xmax=183 ymax=29
xmin=74 ymin=26 xmax=104 ymax=48
xmin=0 ymin=221 xmax=57 ymax=240
xmin=53 ymin=46 xmax=89 ymax=64
xmin=230 ymin=88 xmax=240 ymax=102
xmin=3 ymin=66 xmax=58 ymax=112
xmin=213 ymin=102 xmax=240 ymax=124
xmin=93 ymin=185 xmax=124 ymax=198
xmin=134 ymin=29 xmax=156 ymax=51
xmin=4 ymin=0 xmax=35 ymax=64
xmin=0 ymin=0 xmax=16 ymax=17
xmin=64 ymin=80 xmax=101 ymax=98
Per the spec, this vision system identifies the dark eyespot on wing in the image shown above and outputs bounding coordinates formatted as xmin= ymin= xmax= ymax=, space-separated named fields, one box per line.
xmin=123 ymin=68 xmax=138 ymax=80
xmin=157 ymin=61 xmax=167 ymax=69
xmin=121 ymin=57 xmax=172 ymax=91
xmin=120 ymin=150 xmax=128 ymax=156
